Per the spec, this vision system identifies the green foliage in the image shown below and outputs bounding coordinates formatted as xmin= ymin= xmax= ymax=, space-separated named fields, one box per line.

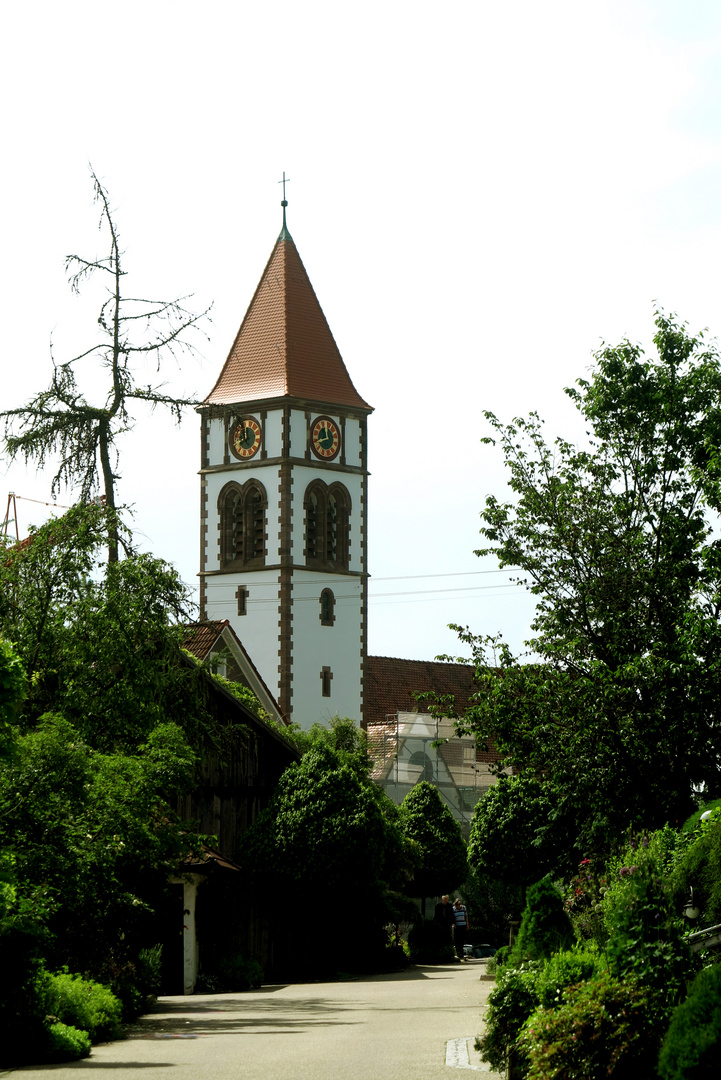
xmin=45 ymin=971 xmax=123 ymax=1043
xmin=534 ymin=940 xmax=604 ymax=1009
xmin=0 ymin=637 xmax=25 ymax=755
xmin=44 ymin=1022 xmax=92 ymax=1062
xmin=670 ymin=815 xmax=721 ymax=928
xmin=658 ymin=963 xmax=721 ymax=1080
xmin=476 ymin=960 xmax=542 ymax=1074
xmin=452 ymin=312 xmax=721 ymax=863
xmin=0 ymin=504 xmax=218 ymax=753
xmin=209 ymin=670 xmax=267 ymax=720
xmin=275 ymin=715 xmax=373 ymax=775
xmin=604 ymin=842 xmax=690 ymax=1008
xmin=240 ymin=742 xmax=418 ymax=978
xmin=462 ymin=864 xmax=522 ymax=944
xmin=680 ymin=799 xmax=721 ymax=834
xmin=468 ymin=775 xmax=570 ymax=888
xmin=0 ymin=712 xmax=201 ymax=989
xmin=199 ymin=953 xmax=263 ymax=993
xmin=0 ymin=862 xmax=51 ymax=1057
xmin=406 ymin=918 xmax=456 ymax=964
xmin=511 ymin=875 xmax=575 ymax=965
xmin=519 ymin=973 xmax=663 ymax=1080
xmin=563 ymin=857 xmax=608 ymax=943
xmin=398 ymin=781 xmax=467 ymax=899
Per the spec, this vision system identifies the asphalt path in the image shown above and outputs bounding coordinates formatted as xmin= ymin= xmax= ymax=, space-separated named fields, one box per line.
xmin=4 ymin=960 xmax=503 ymax=1080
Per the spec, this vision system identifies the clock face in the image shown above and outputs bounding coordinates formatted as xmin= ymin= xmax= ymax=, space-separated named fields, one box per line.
xmin=311 ymin=416 xmax=341 ymax=460
xmin=230 ymin=416 xmax=262 ymax=459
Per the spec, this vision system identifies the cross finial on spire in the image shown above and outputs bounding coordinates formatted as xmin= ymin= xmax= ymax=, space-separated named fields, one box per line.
xmin=279 ymin=171 xmax=290 ymax=231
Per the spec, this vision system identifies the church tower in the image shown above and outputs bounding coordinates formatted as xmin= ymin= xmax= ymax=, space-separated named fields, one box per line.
xmin=198 ymin=201 xmax=372 ymax=729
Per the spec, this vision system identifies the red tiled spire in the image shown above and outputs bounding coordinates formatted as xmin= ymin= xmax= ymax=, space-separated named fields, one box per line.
xmin=204 ymin=231 xmax=372 ymax=411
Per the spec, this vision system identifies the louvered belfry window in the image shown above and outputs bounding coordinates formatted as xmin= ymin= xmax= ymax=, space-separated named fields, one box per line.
xmin=305 ymin=482 xmax=350 ymax=570
xmin=219 ymin=481 xmax=267 ymax=569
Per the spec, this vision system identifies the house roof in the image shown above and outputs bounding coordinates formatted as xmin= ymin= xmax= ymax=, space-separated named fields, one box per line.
xmin=182 ymin=619 xmax=288 ymax=726
xmin=203 ymin=228 xmax=372 ymax=412
xmin=364 ymin=655 xmax=479 ymax=728
xmin=364 ymin=654 xmax=501 ymax=770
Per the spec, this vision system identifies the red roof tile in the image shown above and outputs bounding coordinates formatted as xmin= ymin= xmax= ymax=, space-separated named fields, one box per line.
xmin=204 ymin=232 xmax=372 ymax=412
xmin=364 ymin=655 xmax=479 ymax=727
xmin=182 ymin=620 xmax=229 ymax=661
xmin=365 ymin=654 xmax=501 ymax=767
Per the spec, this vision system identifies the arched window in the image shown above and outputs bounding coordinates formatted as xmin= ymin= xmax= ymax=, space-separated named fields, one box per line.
xmin=304 ymin=481 xmax=350 ymax=570
xmin=320 ymin=588 xmax=335 ymax=626
xmin=219 ymin=480 xmax=267 ymax=569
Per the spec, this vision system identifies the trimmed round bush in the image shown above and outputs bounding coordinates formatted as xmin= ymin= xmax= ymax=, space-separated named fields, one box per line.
xmin=511 ymin=875 xmax=575 ymax=965
xmin=658 ymin=964 xmax=721 ymax=1079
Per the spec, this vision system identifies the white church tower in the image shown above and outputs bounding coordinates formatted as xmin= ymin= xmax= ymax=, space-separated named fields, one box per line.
xmin=198 ymin=200 xmax=372 ymax=729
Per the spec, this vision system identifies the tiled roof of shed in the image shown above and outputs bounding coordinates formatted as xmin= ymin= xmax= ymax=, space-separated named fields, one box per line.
xmin=204 ymin=230 xmax=371 ymax=412
xmin=182 ymin=620 xmax=228 ymax=661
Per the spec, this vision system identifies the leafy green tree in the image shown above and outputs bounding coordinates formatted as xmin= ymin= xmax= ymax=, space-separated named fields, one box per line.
xmin=452 ymin=312 xmax=721 ymax=858
xmin=0 ymin=503 xmax=219 ymax=751
xmin=511 ymin=875 xmax=575 ymax=965
xmin=0 ymin=169 xmax=210 ymax=563
xmin=398 ymin=781 xmax=467 ymax=908
xmin=468 ymin=774 xmax=571 ymax=891
xmin=240 ymin=742 xmax=418 ymax=976
xmin=0 ymin=713 xmax=200 ymax=983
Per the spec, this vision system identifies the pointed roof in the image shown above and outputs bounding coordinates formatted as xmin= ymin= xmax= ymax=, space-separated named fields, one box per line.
xmin=204 ymin=228 xmax=372 ymax=411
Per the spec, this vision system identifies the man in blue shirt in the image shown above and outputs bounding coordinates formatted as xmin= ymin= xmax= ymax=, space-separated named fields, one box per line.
xmin=453 ymin=898 xmax=470 ymax=961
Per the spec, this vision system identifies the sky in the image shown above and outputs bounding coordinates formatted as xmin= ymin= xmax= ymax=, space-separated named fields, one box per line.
xmin=2 ymin=0 xmax=721 ymax=663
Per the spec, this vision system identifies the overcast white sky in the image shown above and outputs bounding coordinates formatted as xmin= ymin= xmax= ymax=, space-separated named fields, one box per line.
xmin=2 ymin=0 xmax=721 ymax=662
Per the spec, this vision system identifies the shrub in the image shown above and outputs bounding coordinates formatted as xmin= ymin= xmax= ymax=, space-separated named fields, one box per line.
xmin=45 ymin=971 xmax=123 ymax=1043
xmin=475 ymin=961 xmax=542 ymax=1075
xmin=214 ymin=953 xmax=263 ymax=992
xmin=511 ymin=875 xmax=575 ymax=965
xmin=563 ymin=857 xmax=607 ymax=944
xmin=658 ymin=964 xmax=721 ymax=1079
xmin=605 ymin=847 xmax=690 ymax=1008
xmin=44 ymin=1021 xmax=92 ymax=1062
xmin=534 ymin=940 xmax=604 ymax=1009
xmin=407 ymin=918 xmax=456 ymax=964
xmin=670 ymin=814 xmax=721 ymax=928
xmin=136 ymin=944 xmax=163 ymax=999
xmin=519 ymin=972 xmax=663 ymax=1080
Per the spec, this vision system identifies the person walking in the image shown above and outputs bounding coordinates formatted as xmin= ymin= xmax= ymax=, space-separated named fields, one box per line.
xmin=452 ymin=897 xmax=470 ymax=961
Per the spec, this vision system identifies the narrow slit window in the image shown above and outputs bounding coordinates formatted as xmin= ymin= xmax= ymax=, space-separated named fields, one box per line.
xmin=320 ymin=588 xmax=335 ymax=626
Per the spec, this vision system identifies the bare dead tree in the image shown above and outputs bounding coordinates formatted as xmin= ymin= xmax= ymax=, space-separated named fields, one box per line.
xmin=1 ymin=168 xmax=211 ymax=563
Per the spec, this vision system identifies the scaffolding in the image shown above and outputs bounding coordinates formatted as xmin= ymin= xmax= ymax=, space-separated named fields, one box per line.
xmin=367 ymin=711 xmax=497 ymax=835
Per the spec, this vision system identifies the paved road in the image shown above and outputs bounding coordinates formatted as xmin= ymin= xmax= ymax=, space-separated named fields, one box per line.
xmin=5 ymin=960 xmax=502 ymax=1080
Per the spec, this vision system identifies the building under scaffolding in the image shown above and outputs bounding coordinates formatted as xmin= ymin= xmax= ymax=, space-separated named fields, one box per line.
xmin=367 ymin=711 xmax=499 ymax=838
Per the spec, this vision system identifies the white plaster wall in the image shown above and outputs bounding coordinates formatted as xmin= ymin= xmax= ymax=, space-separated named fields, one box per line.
xmin=290 ymin=570 xmax=363 ymax=726
xmin=264 ymin=409 xmax=283 ymax=457
xmin=204 ymin=568 xmax=282 ymax=699
xmin=207 ymin=417 xmax=226 ymax=466
xmin=288 ymin=408 xmax=307 ymax=457
xmin=343 ymin=418 xmax=362 ymax=467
